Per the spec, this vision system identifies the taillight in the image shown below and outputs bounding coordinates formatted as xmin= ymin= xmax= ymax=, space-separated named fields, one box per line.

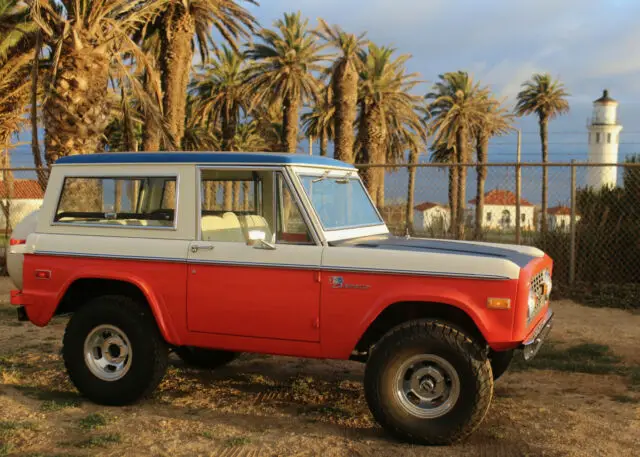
xmin=10 ymin=238 xmax=26 ymax=246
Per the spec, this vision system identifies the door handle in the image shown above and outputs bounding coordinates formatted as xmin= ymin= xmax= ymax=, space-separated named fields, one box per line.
xmin=191 ymin=244 xmax=214 ymax=253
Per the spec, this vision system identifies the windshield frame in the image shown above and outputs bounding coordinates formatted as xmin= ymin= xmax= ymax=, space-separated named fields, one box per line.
xmin=294 ymin=168 xmax=387 ymax=235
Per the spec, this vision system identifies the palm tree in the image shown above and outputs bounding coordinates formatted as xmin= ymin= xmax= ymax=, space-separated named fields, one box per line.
xmin=245 ymin=12 xmax=328 ymax=153
xmin=301 ymin=85 xmax=334 ymax=156
xmin=190 ymin=45 xmax=250 ymax=209
xmin=190 ymin=45 xmax=249 ymax=149
xmin=392 ymin=126 xmax=426 ymax=234
xmin=430 ymin=142 xmax=458 ymax=236
xmin=314 ymin=19 xmax=366 ymax=163
xmin=29 ymin=0 xmax=169 ymax=164
xmin=0 ymin=0 xmax=37 ymax=162
xmin=356 ymin=43 xmax=422 ymax=207
xmin=142 ymin=0 xmax=257 ymax=149
xmin=426 ymin=71 xmax=491 ymax=239
xmin=515 ymin=73 xmax=570 ymax=233
xmin=473 ymin=99 xmax=514 ymax=239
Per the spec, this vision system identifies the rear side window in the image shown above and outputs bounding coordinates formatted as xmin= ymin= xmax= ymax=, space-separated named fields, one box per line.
xmin=54 ymin=176 xmax=177 ymax=228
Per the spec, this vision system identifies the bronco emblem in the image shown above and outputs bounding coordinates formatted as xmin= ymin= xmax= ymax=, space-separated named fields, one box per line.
xmin=329 ymin=276 xmax=370 ymax=290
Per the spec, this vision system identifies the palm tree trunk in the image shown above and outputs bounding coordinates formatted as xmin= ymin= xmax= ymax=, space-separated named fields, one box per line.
xmin=30 ymin=31 xmax=46 ymax=189
xmin=243 ymin=182 xmax=250 ymax=211
xmin=43 ymin=46 xmax=111 ymax=164
xmin=539 ymin=117 xmax=549 ymax=233
xmin=475 ymin=135 xmax=489 ymax=240
xmin=283 ymin=96 xmax=300 ymax=153
xmin=320 ymin=130 xmax=328 ymax=156
xmin=405 ymin=149 xmax=418 ymax=234
xmin=160 ymin=4 xmax=195 ymax=150
xmin=361 ymin=106 xmax=385 ymax=208
xmin=142 ymin=71 xmax=161 ymax=151
xmin=455 ymin=128 xmax=469 ymax=239
xmin=448 ymin=158 xmax=459 ymax=237
xmin=333 ymin=62 xmax=358 ymax=163
xmin=221 ymin=112 xmax=236 ymax=210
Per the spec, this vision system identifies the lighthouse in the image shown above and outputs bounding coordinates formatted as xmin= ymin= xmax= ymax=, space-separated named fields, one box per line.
xmin=586 ymin=89 xmax=622 ymax=189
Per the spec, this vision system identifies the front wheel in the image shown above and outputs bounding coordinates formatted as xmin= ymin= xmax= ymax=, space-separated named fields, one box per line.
xmin=62 ymin=295 xmax=168 ymax=406
xmin=364 ymin=320 xmax=493 ymax=445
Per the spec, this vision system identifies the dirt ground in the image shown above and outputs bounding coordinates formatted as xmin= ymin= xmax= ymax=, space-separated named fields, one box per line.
xmin=0 ymin=277 xmax=639 ymax=457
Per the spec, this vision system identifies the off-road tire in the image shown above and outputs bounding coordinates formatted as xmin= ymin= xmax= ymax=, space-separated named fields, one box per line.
xmin=174 ymin=347 xmax=239 ymax=369
xmin=364 ymin=319 xmax=493 ymax=445
xmin=62 ymin=295 xmax=168 ymax=406
xmin=490 ymin=349 xmax=514 ymax=381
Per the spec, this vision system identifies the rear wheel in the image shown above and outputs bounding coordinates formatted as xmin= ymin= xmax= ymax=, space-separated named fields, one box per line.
xmin=62 ymin=295 xmax=168 ymax=406
xmin=364 ymin=319 xmax=493 ymax=444
xmin=174 ymin=347 xmax=239 ymax=370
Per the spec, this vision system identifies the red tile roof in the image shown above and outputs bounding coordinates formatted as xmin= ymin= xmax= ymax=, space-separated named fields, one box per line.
xmin=0 ymin=180 xmax=44 ymax=199
xmin=414 ymin=201 xmax=446 ymax=212
xmin=468 ymin=189 xmax=534 ymax=207
xmin=548 ymin=205 xmax=571 ymax=216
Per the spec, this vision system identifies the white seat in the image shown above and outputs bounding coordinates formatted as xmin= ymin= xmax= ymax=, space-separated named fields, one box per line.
xmin=240 ymin=214 xmax=273 ymax=242
xmin=201 ymin=212 xmax=246 ymax=242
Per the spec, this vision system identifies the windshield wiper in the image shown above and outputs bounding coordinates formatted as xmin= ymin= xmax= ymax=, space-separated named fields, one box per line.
xmin=335 ymin=171 xmax=354 ymax=184
xmin=312 ymin=170 xmax=330 ymax=183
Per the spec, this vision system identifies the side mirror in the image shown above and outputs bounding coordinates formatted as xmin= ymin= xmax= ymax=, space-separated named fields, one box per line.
xmin=248 ymin=230 xmax=276 ymax=250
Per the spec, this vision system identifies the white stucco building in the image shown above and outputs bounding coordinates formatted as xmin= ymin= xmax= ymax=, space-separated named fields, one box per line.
xmin=0 ymin=179 xmax=44 ymax=230
xmin=547 ymin=205 xmax=581 ymax=232
xmin=413 ymin=202 xmax=450 ymax=234
xmin=468 ymin=189 xmax=535 ymax=231
xmin=586 ymin=90 xmax=623 ymax=189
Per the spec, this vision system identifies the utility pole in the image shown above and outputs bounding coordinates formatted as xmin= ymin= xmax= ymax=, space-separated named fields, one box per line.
xmin=515 ymin=129 xmax=522 ymax=244
xmin=569 ymin=160 xmax=577 ymax=285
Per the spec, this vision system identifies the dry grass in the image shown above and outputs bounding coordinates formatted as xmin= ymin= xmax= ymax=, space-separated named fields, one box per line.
xmin=1 ymin=278 xmax=639 ymax=456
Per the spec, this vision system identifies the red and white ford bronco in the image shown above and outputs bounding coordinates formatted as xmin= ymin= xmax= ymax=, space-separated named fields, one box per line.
xmin=7 ymin=152 xmax=553 ymax=444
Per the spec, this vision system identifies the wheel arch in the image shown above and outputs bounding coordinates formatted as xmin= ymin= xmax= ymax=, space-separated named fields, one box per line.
xmin=353 ymin=301 xmax=488 ymax=358
xmin=55 ymin=275 xmax=180 ymax=345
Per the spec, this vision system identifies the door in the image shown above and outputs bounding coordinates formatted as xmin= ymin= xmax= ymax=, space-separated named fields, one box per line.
xmin=187 ymin=169 xmax=322 ymax=342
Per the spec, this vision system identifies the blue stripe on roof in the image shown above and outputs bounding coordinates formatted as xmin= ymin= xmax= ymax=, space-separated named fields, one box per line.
xmin=55 ymin=152 xmax=355 ymax=168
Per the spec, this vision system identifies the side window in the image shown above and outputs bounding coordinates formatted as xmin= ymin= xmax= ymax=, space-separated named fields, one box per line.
xmin=199 ymin=170 xmax=273 ymax=243
xmin=54 ymin=176 xmax=176 ymax=227
xmin=275 ymin=173 xmax=313 ymax=245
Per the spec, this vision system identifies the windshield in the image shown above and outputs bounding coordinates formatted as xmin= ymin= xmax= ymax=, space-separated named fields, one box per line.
xmin=298 ymin=173 xmax=383 ymax=231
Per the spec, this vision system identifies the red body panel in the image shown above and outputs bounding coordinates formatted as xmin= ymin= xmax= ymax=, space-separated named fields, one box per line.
xmin=12 ymin=253 xmax=553 ymax=359
xmin=187 ymin=264 xmax=320 ymax=342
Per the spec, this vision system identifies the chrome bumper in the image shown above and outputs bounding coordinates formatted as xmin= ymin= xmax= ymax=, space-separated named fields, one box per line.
xmin=521 ymin=309 xmax=553 ymax=361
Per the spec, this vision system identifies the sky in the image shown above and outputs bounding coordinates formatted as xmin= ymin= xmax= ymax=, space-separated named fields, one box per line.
xmin=9 ymin=0 xmax=640 ymax=202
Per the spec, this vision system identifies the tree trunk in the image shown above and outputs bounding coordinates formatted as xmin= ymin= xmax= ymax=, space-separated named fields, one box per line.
xmin=43 ymin=45 xmax=111 ymax=164
xmin=448 ymin=157 xmax=459 ymax=237
xmin=283 ymin=96 xmax=300 ymax=153
xmin=30 ymin=31 xmax=46 ymax=189
xmin=320 ymin=130 xmax=328 ymax=157
xmin=333 ymin=61 xmax=358 ymax=163
xmin=243 ymin=182 xmax=251 ymax=211
xmin=142 ymin=71 xmax=161 ymax=151
xmin=475 ymin=135 xmax=489 ymax=240
xmin=539 ymin=117 xmax=549 ymax=233
xmin=361 ymin=105 xmax=385 ymax=207
xmin=160 ymin=3 xmax=195 ymax=150
xmin=405 ymin=149 xmax=418 ymax=234
xmin=455 ymin=128 xmax=469 ymax=239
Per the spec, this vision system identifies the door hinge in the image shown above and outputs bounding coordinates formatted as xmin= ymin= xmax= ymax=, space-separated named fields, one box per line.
xmin=315 ymin=271 xmax=322 ymax=283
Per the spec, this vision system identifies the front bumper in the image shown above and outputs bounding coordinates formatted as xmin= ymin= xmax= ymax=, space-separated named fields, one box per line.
xmin=521 ymin=308 xmax=553 ymax=360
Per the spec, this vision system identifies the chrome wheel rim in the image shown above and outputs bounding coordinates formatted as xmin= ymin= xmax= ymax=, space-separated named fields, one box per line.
xmin=84 ymin=324 xmax=132 ymax=382
xmin=394 ymin=354 xmax=460 ymax=419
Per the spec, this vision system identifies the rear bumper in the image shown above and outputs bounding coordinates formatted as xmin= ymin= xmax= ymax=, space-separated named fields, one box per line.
xmin=10 ymin=289 xmax=26 ymax=306
xmin=521 ymin=308 xmax=553 ymax=360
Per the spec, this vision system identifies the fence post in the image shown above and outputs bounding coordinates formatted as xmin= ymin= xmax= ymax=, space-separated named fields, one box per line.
xmin=515 ymin=130 xmax=522 ymax=244
xmin=569 ymin=160 xmax=577 ymax=285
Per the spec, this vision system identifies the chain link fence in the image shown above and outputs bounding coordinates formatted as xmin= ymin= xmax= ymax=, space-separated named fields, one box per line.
xmin=363 ymin=162 xmax=640 ymax=293
xmin=0 ymin=164 xmax=637 ymax=300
